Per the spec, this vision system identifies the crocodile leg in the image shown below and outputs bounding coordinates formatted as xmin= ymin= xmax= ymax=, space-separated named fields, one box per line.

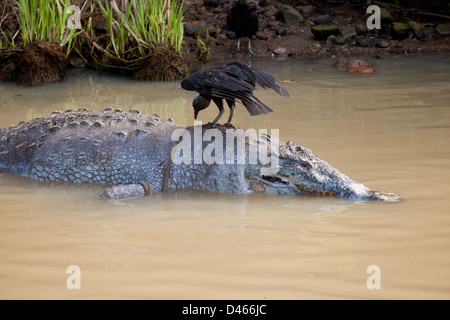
xmin=100 ymin=182 xmax=153 ymax=200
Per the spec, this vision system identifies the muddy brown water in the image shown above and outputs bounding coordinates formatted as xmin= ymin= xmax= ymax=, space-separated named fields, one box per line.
xmin=0 ymin=55 xmax=449 ymax=299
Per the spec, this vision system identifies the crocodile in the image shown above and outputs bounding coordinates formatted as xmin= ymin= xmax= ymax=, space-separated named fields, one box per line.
xmin=0 ymin=108 xmax=399 ymax=202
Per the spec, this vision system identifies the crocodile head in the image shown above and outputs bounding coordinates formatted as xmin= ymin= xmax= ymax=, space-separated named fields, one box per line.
xmin=245 ymin=136 xmax=399 ymax=202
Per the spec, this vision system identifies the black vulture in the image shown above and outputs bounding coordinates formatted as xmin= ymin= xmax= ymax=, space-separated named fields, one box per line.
xmin=227 ymin=0 xmax=259 ymax=54
xmin=181 ymin=62 xmax=289 ymax=127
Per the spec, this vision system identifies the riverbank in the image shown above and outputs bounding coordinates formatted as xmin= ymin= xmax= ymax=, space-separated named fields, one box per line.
xmin=1 ymin=0 xmax=450 ymax=81
xmin=182 ymin=0 xmax=450 ymax=66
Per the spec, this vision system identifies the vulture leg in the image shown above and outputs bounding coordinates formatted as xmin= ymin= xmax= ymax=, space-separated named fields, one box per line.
xmin=225 ymin=99 xmax=237 ymax=128
xmin=247 ymin=38 xmax=253 ymax=55
xmin=226 ymin=99 xmax=236 ymax=123
xmin=204 ymin=97 xmax=225 ymax=128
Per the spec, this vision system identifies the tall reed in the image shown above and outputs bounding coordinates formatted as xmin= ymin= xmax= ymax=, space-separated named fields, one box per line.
xmin=96 ymin=0 xmax=184 ymax=60
xmin=15 ymin=0 xmax=79 ymax=53
xmin=1 ymin=4 xmax=19 ymax=48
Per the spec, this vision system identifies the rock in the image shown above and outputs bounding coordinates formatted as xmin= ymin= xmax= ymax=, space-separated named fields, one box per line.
xmin=356 ymin=36 xmax=372 ymax=47
xmin=256 ymin=33 xmax=268 ymax=40
xmin=422 ymin=26 xmax=439 ymax=41
xmin=314 ymin=15 xmax=330 ymax=25
xmin=347 ymin=59 xmax=371 ymax=69
xmin=267 ymin=19 xmax=279 ymax=29
xmin=354 ymin=24 xmax=368 ymax=36
xmin=347 ymin=66 xmax=375 ymax=74
xmin=326 ymin=35 xmax=336 ymax=45
xmin=301 ymin=5 xmax=315 ymax=18
xmin=413 ymin=30 xmax=424 ymax=40
xmin=375 ymin=38 xmax=390 ymax=48
xmin=311 ymin=25 xmax=340 ymax=40
xmin=205 ymin=12 xmax=215 ymax=20
xmin=183 ymin=1 xmax=192 ymax=10
xmin=276 ymin=26 xmax=287 ymax=36
xmin=263 ymin=5 xmax=280 ymax=19
xmin=408 ymin=21 xmax=425 ymax=40
xmin=380 ymin=9 xmax=395 ymax=23
xmin=423 ymin=27 xmax=438 ymax=36
xmin=341 ymin=26 xmax=357 ymax=39
xmin=408 ymin=21 xmax=424 ymax=32
xmin=391 ymin=22 xmax=412 ymax=40
xmin=334 ymin=36 xmax=348 ymax=45
xmin=259 ymin=21 xmax=269 ymax=31
xmin=307 ymin=43 xmax=322 ymax=54
xmin=422 ymin=27 xmax=442 ymax=42
xmin=436 ymin=23 xmax=450 ymax=36
xmin=335 ymin=58 xmax=374 ymax=74
xmin=334 ymin=58 xmax=349 ymax=71
xmin=273 ymin=47 xmax=287 ymax=55
xmin=226 ymin=31 xmax=236 ymax=39
xmin=267 ymin=20 xmax=280 ymax=30
xmin=215 ymin=33 xmax=227 ymax=41
xmin=279 ymin=5 xmax=304 ymax=25
xmin=190 ymin=11 xmax=202 ymax=21
xmin=429 ymin=33 xmax=443 ymax=41
xmin=184 ymin=23 xmax=200 ymax=37
xmin=193 ymin=24 xmax=216 ymax=38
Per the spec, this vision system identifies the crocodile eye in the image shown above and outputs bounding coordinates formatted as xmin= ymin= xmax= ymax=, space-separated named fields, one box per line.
xmin=261 ymin=175 xmax=289 ymax=185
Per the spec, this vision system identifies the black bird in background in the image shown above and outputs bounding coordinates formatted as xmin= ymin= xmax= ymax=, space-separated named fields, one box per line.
xmin=181 ymin=62 xmax=289 ymax=127
xmin=227 ymin=0 xmax=259 ymax=54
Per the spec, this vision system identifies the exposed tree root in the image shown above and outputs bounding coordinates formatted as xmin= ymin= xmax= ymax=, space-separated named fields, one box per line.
xmin=14 ymin=40 xmax=67 ymax=86
xmin=133 ymin=47 xmax=190 ymax=81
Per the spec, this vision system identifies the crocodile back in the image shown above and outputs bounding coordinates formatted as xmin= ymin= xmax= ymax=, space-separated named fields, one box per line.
xmin=0 ymin=109 xmax=180 ymax=186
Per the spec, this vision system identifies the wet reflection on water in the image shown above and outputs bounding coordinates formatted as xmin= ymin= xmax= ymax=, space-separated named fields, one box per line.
xmin=0 ymin=54 xmax=449 ymax=299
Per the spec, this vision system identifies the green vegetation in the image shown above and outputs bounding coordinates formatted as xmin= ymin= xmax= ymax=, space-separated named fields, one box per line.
xmin=8 ymin=0 xmax=185 ymax=62
xmin=1 ymin=0 xmax=189 ymax=83
xmin=15 ymin=0 xmax=79 ymax=54
xmin=94 ymin=0 xmax=184 ymax=62
xmin=0 ymin=9 xmax=18 ymax=48
xmin=196 ymin=31 xmax=215 ymax=63
xmin=0 ymin=25 xmax=13 ymax=48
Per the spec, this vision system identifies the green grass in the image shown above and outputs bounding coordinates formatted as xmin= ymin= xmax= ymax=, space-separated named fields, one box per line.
xmin=1 ymin=2 xmax=19 ymax=48
xmin=10 ymin=0 xmax=187 ymax=74
xmin=196 ymin=31 xmax=215 ymax=62
xmin=96 ymin=0 xmax=184 ymax=61
xmin=15 ymin=0 xmax=80 ymax=54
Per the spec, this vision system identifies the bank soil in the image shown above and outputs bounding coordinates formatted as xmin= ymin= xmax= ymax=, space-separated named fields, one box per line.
xmin=182 ymin=0 xmax=450 ymax=65
xmin=1 ymin=0 xmax=450 ymax=84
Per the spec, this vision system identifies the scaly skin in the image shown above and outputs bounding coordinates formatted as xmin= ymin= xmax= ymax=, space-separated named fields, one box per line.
xmin=0 ymin=109 xmax=399 ymax=202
